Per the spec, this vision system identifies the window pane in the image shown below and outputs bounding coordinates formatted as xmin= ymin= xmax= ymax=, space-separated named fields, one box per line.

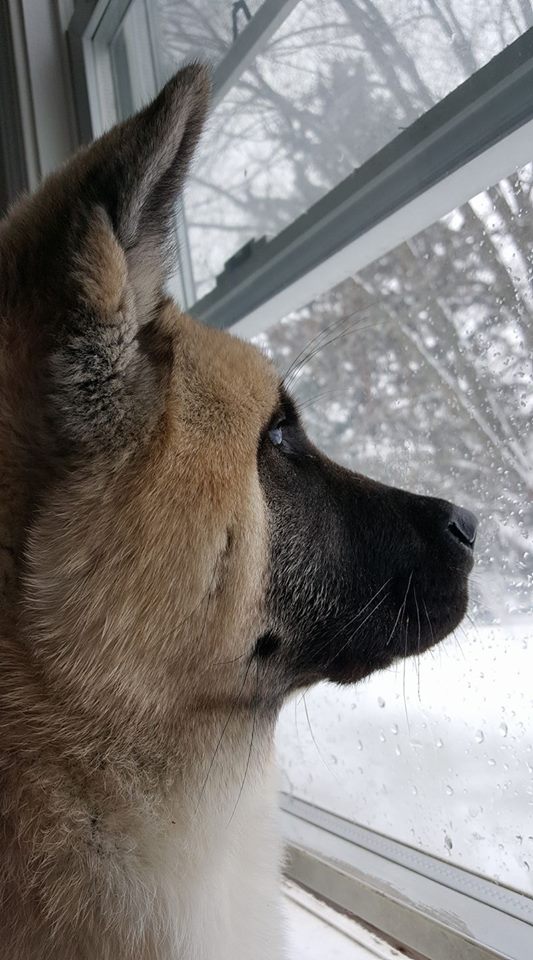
xmin=262 ymin=162 xmax=533 ymax=895
xmin=152 ymin=0 xmax=266 ymax=74
xmin=109 ymin=0 xmax=158 ymax=124
xmin=155 ymin=0 xmax=532 ymax=297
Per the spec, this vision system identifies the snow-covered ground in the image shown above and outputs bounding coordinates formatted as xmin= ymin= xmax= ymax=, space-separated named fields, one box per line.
xmin=276 ymin=620 xmax=533 ymax=896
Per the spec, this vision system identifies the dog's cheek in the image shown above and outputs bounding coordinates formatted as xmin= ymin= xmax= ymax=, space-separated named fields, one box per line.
xmin=258 ymin=452 xmax=344 ymax=683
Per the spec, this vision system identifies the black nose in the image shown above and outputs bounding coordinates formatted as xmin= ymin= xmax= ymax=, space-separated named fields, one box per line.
xmin=447 ymin=505 xmax=478 ymax=549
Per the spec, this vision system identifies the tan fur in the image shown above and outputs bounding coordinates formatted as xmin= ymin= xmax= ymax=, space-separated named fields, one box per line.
xmin=0 ymin=67 xmax=284 ymax=959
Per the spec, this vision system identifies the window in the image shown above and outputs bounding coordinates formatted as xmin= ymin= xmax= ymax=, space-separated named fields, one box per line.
xmin=271 ymin=163 xmax=532 ymax=891
xmin=69 ymin=3 xmax=533 ymax=957
xmin=157 ymin=0 xmax=533 ymax=299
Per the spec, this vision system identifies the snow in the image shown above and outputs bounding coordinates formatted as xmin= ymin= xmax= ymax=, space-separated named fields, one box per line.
xmin=276 ymin=621 xmax=533 ymax=896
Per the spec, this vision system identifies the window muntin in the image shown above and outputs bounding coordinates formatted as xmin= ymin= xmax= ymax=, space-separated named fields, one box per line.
xmin=261 ymin=162 xmax=532 ymax=893
xmin=144 ymin=0 xmax=533 ymax=298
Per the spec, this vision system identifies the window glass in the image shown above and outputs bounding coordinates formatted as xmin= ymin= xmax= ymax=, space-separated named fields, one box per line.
xmin=152 ymin=0 xmax=266 ymax=73
xmin=110 ymin=0 xmax=158 ymax=121
xmin=149 ymin=0 xmax=533 ymax=297
xmin=261 ymin=162 xmax=533 ymax=894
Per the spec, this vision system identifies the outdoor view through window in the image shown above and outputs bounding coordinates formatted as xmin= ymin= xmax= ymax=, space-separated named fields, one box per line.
xmin=116 ymin=0 xmax=533 ymax=897
xmin=266 ymin=168 xmax=532 ymax=891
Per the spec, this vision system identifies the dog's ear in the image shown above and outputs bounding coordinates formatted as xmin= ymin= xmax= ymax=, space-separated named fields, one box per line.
xmin=78 ymin=63 xmax=210 ymax=308
xmin=86 ymin=64 xmax=209 ymax=248
xmin=46 ymin=65 xmax=210 ymax=454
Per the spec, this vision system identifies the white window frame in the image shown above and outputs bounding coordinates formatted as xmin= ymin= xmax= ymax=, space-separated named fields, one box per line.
xmin=5 ymin=3 xmax=533 ymax=957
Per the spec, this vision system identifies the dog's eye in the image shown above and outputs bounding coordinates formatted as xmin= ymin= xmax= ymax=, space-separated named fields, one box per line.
xmin=268 ymin=419 xmax=287 ymax=447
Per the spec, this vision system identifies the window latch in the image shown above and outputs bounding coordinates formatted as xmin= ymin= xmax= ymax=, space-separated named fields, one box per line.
xmin=216 ymin=237 xmax=267 ymax=287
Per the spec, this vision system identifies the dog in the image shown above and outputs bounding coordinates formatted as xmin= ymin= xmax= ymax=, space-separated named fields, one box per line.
xmin=0 ymin=65 xmax=477 ymax=959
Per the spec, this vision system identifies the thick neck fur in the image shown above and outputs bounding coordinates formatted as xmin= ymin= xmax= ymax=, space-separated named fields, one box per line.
xmin=0 ymin=360 xmax=281 ymax=957
xmin=0 ymin=628 xmax=280 ymax=959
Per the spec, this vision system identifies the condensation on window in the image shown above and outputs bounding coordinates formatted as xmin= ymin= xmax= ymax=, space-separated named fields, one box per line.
xmin=262 ymin=163 xmax=533 ymax=895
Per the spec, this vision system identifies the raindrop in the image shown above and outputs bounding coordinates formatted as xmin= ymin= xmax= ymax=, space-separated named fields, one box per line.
xmin=411 ymin=785 xmax=418 ymax=796
xmin=488 ymin=758 xmax=496 ymax=767
xmin=379 ymin=732 xmax=386 ymax=743
xmin=444 ymin=834 xmax=453 ymax=851
xmin=357 ymin=740 xmax=363 ymax=751
xmin=446 ymin=785 xmax=454 ymax=796
xmin=475 ymin=730 xmax=485 ymax=744
xmin=499 ymin=723 xmax=508 ymax=737
xmin=395 ymin=745 xmax=401 ymax=757
xmin=391 ymin=723 xmax=399 ymax=735
xmin=436 ymin=738 xmax=444 ymax=749
xmin=378 ymin=697 xmax=386 ymax=708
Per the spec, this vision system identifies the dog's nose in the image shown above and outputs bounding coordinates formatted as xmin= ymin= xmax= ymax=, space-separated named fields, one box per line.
xmin=447 ymin=505 xmax=478 ymax=549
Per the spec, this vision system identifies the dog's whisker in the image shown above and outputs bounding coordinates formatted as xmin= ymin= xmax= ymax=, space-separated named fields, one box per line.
xmin=385 ymin=604 xmax=403 ymax=647
xmin=313 ymin=578 xmax=392 ymax=661
xmin=413 ymin=585 xmax=422 ymax=703
xmin=453 ymin=627 xmax=467 ymax=661
xmin=204 ymin=652 xmax=248 ymax=671
xmin=285 ymin=316 xmax=386 ymax=390
xmin=464 ymin=611 xmax=480 ymax=636
xmin=281 ymin=299 xmax=383 ymax=388
xmin=303 ymin=693 xmax=342 ymax=786
xmin=327 ymin=591 xmax=390 ymax=667
xmin=397 ymin=573 xmax=413 ymax=734
xmin=227 ymin=661 xmax=260 ymax=826
xmin=195 ymin=658 xmax=254 ymax=814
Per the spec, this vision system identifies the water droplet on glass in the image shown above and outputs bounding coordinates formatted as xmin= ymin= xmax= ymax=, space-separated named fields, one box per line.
xmin=444 ymin=834 xmax=453 ymax=851
xmin=411 ymin=785 xmax=418 ymax=796
xmin=357 ymin=740 xmax=363 ymax=751
xmin=436 ymin=738 xmax=444 ymax=748
xmin=391 ymin=723 xmax=399 ymax=735
xmin=475 ymin=730 xmax=485 ymax=744
xmin=488 ymin=758 xmax=496 ymax=767
xmin=446 ymin=785 xmax=454 ymax=796
xmin=378 ymin=697 xmax=386 ymax=708
xmin=499 ymin=723 xmax=508 ymax=737
xmin=379 ymin=732 xmax=386 ymax=743
xmin=395 ymin=745 xmax=401 ymax=756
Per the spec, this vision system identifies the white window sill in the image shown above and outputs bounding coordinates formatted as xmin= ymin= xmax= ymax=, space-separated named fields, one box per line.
xmin=284 ymin=881 xmax=404 ymax=960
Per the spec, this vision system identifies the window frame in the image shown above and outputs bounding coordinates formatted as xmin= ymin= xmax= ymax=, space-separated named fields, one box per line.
xmin=281 ymin=794 xmax=533 ymax=960
xmin=21 ymin=2 xmax=531 ymax=956
xmin=69 ymin=3 xmax=533 ymax=337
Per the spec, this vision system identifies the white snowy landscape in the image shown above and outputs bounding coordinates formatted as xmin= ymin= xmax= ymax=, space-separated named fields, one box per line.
xmin=277 ymin=621 xmax=533 ymax=895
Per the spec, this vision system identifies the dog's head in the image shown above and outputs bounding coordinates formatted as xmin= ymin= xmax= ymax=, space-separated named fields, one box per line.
xmin=0 ymin=67 xmax=476 ymax=741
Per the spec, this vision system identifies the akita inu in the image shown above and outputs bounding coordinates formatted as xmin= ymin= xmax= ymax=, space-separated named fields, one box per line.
xmin=0 ymin=65 xmax=477 ymax=959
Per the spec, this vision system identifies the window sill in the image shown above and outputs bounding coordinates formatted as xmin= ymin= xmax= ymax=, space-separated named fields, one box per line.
xmin=284 ymin=880 xmax=407 ymax=959
xmin=281 ymin=795 xmax=533 ymax=960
